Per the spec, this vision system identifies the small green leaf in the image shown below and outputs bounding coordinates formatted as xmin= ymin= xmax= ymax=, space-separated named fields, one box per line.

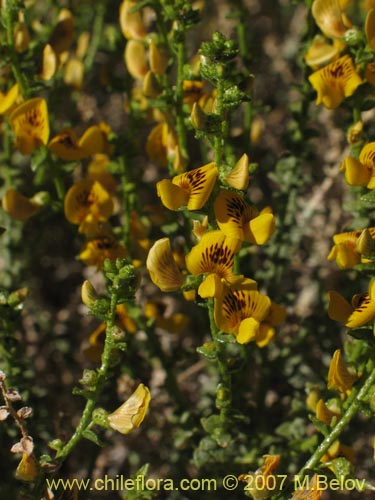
xmin=82 ymin=429 xmax=104 ymax=447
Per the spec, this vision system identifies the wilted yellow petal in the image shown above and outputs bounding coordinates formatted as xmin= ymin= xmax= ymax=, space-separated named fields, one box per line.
xmin=304 ymin=35 xmax=343 ymax=68
xmin=15 ymin=453 xmax=38 ymax=482
xmin=108 ymin=384 xmax=151 ymax=434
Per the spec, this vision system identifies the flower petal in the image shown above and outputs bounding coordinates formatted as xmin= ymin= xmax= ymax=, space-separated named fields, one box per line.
xmin=156 ymin=179 xmax=189 ymax=210
xmin=327 ymin=290 xmax=353 ymax=323
xmin=146 ymin=238 xmax=184 ymax=292
xmin=108 ymin=384 xmax=151 ymax=434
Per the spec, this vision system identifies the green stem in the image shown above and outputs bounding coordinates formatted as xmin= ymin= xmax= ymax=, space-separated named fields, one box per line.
xmin=207 ymin=298 xmax=232 ymax=423
xmin=175 ymin=38 xmax=188 ymax=162
xmin=3 ymin=0 xmax=30 ymax=99
xmin=213 ymin=80 xmax=225 ymax=169
xmin=84 ymin=1 xmax=105 ymax=71
xmin=299 ymin=362 xmax=375 ymax=475
xmin=56 ymin=291 xmax=118 ymax=461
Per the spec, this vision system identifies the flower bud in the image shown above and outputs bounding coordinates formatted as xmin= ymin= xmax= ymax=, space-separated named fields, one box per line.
xmin=190 ymin=102 xmax=207 ymax=130
xmin=142 ymin=70 xmax=162 ymax=98
xmin=149 ymin=40 xmax=169 ymax=75
xmin=81 ymin=280 xmax=99 ymax=307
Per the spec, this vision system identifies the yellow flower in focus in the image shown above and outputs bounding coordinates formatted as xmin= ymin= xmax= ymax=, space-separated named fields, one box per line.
xmin=15 ymin=453 xmax=38 ymax=482
xmin=107 ymin=383 xmax=151 ymax=434
xmin=341 ymin=142 xmax=375 ymax=188
xmin=239 ymin=455 xmax=281 ymax=500
xmin=146 ymin=238 xmax=184 ymax=292
xmin=0 ymin=83 xmax=19 ymax=114
xmin=327 ymin=228 xmax=375 ymax=268
xmin=327 ymin=349 xmax=357 ymax=395
xmin=157 ymin=162 xmax=218 ymax=211
xmin=312 ymin=0 xmax=350 ymax=39
xmin=185 ymin=230 xmax=242 ymax=298
xmin=291 ymin=474 xmax=322 ymax=500
xmin=214 ymin=281 xmax=284 ymax=346
xmin=9 ymin=98 xmax=50 ymax=154
xmin=214 ymin=189 xmax=275 ymax=244
xmin=64 ymin=179 xmax=113 ymax=234
xmin=79 ymin=236 xmax=127 ymax=268
xmin=308 ymin=55 xmax=362 ymax=109
xmin=2 ymin=189 xmax=41 ymax=221
xmin=328 ymin=280 xmax=375 ymax=328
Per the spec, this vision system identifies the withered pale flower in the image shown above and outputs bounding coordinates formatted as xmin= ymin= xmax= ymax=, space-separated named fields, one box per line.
xmin=327 ymin=349 xmax=357 ymax=394
xmin=214 ymin=189 xmax=275 ymax=244
xmin=304 ymin=35 xmax=344 ymax=68
xmin=48 ymin=8 xmax=74 ymax=56
xmin=107 ymin=383 xmax=151 ymax=434
xmin=239 ymin=455 xmax=281 ymax=499
xmin=291 ymin=474 xmax=323 ymax=500
xmin=146 ymin=238 xmax=184 ymax=292
xmin=9 ymin=98 xmax=50 ymax=154
xmin=2 ymin=189 xmax=40 ymax=221
xmin=157 ymin=162 xmax=218 ymax=211
xmin=309 ymin=55 xmax=362 ymax=109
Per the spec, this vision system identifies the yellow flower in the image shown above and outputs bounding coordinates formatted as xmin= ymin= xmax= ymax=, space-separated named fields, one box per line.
xmin=214 ymin=189 xmax=275 ymax=244
xmin=315 ymin=399 xmax=340 ymax=425
xmin=146 ymin=238 xmax=184 ymax=292
xmin=291 ymin=474 xmax=322 ymax=500
xmin=9 ymin=98 xmax=50 ymax=154
xmin=0 ymin=83 xmax=19 ymax=114
xmin=327 ymin=228 xmax=375 ymax=268
xmin=328 ymin=279 xmax=375 ymax=328
xmin=64 ymin=179 xmax=113 ymax=234
xmin=185 ymin=230 xmax=242 ymax=298
xmin=239 ymin=455 xmax=281 ymax=500
xmin=15 ymin=453 xmax=38 ymax=482
xmin=182 ymin=80 xmax=206 ymax=106
xmin=341 ymin=142 xmax=375 ymax=188
xmin=311 ymin=0 xmax=350 ymax=39
xmin=224 ymin=154 xmax=250 ymax=190
xmin=107 ymin=383 xmax=151 ymax=434
xmin=2 ymin=189 xmax=40 ymax=221
xmin=214 ymin=281 xmax=284 ymax=346
xmin=79 ymin=236 xmax=127 ymax=268
xmin=328 ymin=350 xmax=357 ymax=394
xmin=157 ymin=162 xmax=218 ymax=211
xmin=124 ymin=39 xmax=148 ymax=79
xmin=308 ymin=55 xmax=362 ymax=109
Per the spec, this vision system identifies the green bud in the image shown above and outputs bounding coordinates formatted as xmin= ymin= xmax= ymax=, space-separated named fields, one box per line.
xmin=343 ymin=28 xmax=363 ymax=46
xmin=79 ymin=369 xmax=98 ymax=388
xmin=48 ymin=439 xmax=63 ymax=451
xmin=7 ymin=288 xmax=28 ymax=307
xmin=92 ymin=407 xmax=110 ymax=428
